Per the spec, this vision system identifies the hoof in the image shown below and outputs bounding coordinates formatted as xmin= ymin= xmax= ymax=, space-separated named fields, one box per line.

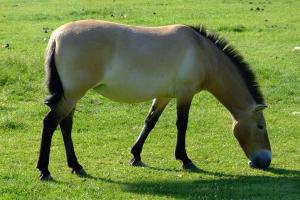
xmin=130 ymin=158 xmax=145 ymax=167
xmin=72 ymin=168 xmax=87 ymax=177
xmin=182 ymin=162 xmax=201 ymax=172
xmin=39 ymin=173 xmax=53 ymax=181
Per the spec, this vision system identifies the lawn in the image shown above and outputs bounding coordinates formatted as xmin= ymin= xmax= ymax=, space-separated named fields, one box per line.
xmin=0 ymin=0 xmax=299 ymax=199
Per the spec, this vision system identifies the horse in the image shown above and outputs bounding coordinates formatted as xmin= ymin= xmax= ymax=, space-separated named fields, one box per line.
xmin=36 ymin=20 xmax=271 ymax=180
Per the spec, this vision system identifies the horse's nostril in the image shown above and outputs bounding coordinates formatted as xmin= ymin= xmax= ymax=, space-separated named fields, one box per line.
xmin=249 ymin=159 xmax=270 ymax=169
xmin=248 ymin=160 xmax=254 ymax=168
xmin=249 ymin=150 xmax=272 ymax=170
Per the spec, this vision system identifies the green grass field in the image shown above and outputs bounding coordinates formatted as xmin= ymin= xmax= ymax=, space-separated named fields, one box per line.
xmin=0 ymin=0 xmax=299 ymax=199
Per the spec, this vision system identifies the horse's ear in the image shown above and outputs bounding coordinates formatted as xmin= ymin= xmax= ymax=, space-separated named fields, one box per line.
xmin=254 ymin=104 xmax=268 ymax=112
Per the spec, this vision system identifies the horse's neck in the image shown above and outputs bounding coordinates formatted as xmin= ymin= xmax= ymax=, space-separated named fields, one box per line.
xmin=204 ymin=52 xmax=255 ymax=119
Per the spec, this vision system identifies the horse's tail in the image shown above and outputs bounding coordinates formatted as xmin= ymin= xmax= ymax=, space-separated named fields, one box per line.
xmin=44 ymin=39 xmax=63 ymax=107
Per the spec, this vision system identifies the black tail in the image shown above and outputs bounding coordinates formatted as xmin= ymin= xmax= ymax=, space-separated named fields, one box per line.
xmin=44 ymin=40 xmax=63 ymax=107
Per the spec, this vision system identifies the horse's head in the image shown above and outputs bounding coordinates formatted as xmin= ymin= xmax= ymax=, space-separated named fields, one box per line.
xmin=232 ymin=104 xmax=271 ymax=170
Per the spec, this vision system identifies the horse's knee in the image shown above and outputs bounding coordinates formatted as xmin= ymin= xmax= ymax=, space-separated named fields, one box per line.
xmin=176 ymin=119 xmax=188 ymax=131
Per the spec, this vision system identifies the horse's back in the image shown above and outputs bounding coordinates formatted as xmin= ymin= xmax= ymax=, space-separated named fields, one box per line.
xmin=51 ymin=20 xmax=204 ymax=102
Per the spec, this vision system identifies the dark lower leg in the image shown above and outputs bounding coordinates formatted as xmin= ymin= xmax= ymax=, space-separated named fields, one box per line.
xmin=131 ymin=107 xmax=160 ymax=162
xmin=131 ymin=99 xmax=169 ymax=164
xmin=37 ymin=99 xmax=75 ymax=179
xmin=60 ymin=110 xmax=82 ymax=173
xmin=36 ymin=111 xmax=60 ymax=178
xmin=175 ymin=103 xmax=192 ymax=165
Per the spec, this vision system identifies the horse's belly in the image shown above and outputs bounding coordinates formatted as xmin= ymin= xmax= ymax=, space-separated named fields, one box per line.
xmin=94 ymin=78 xmax=174 ymax=103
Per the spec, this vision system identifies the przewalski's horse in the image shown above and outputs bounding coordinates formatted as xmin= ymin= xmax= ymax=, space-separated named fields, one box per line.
xmin=37 ymin=20 xmax=271 ymax=180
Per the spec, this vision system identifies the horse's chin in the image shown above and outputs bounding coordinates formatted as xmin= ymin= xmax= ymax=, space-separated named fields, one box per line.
xmin=248 ymin=150 xmax=272 ymax=170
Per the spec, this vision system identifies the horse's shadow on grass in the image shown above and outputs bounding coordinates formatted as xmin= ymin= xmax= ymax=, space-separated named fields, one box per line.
xmin=82 ymin=167 xmax=300 ymax=199
xmin=122 ymin=167 xmax=299 ymax=199
xmin=45 ymin=167 xmax=299 ymax=199
xmin=267 ymin=167 xmax=300 ymax=176
xmin=146 ymin=165 xmax=235 ymax=178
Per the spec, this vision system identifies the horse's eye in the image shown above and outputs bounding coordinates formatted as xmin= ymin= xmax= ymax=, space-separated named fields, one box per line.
xmin=257 ymin=124 xmax=264 ymax=130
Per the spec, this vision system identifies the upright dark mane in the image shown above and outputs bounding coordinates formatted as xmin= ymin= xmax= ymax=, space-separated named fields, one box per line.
xmin=189 ymin=25 xmax=265 ymax=105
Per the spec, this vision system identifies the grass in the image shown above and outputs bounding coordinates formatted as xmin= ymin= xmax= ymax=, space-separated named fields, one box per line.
xmin=0 ymin=0 xmax=299 ymax=199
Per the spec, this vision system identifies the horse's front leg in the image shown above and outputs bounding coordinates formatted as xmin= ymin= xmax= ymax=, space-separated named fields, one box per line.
xmin=130 ymin=98 xmax=170 ymax=166
xmin=175 ymin=96 xmax=200 ymax=171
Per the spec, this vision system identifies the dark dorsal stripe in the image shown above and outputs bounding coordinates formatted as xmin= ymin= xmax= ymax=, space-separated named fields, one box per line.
xmin=189 ymin=25 xmax=265 ymax=105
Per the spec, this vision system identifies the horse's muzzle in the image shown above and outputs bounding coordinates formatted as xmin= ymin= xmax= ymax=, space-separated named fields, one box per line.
xmin=248 ymin=150 xmax=272 ymax=170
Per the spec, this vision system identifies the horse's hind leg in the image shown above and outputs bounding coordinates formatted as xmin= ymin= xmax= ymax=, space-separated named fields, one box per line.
xmin=36 ymin=98 xmax=75 ymax=180
xmin=60 ymin=109 xmax=85 ymax=176
xmin=130 ymin=98 xmax=170 ymax=166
